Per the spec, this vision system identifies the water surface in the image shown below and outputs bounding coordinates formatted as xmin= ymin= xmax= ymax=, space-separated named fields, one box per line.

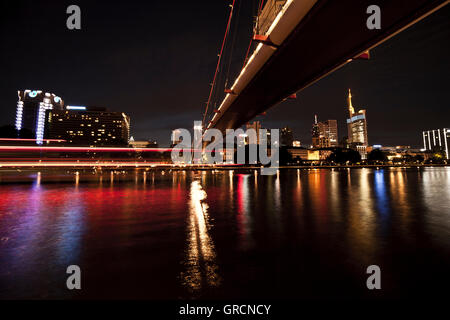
xmin=0 ymin=168 xmax=449 ymax=299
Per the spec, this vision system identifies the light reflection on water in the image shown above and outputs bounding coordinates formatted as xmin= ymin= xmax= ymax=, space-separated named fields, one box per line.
xmin=422 ymin=168 xmax=450 ymax=245
xmin=0 ymin=167 xmax=449 ymax=299
xmin=181 ymin=179 xmax=220 ymax=294
xmin=237 ymin=174 xmax=253 ymax=250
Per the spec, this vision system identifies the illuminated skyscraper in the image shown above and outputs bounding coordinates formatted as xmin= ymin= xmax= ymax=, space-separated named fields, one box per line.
xmin=15 ymin=90 xmax=64 ymax=144
xmin=423 ymin=128 xmax=449 ymax=159
xmin=311 ymin=115 xmax=321 ymax=147
xmin=346 ymin=89 xmax=368 ymax=146
xmin=322 ymin=120 xmax=338 ymax=147
xmin=312 ymin=115 xmax=339 ymax=148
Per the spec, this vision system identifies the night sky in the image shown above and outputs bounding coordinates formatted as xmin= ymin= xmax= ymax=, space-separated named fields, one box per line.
xmin=1 ymin=1 xmax=449 ymax=147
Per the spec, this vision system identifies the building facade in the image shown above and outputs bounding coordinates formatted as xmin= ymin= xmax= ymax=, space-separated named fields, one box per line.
xmin=15 ymin=90 xmax=64 ymax=144
xmin=287 ymin=148 xmax=320 ymax=161
xmin=46 ymin=106 xmax=130 ymax=146
xmin=423 ymin=128 xmax=449 ymax=159
xmin=323 ymin=119 xmax=338 ymax=147
xmin=312 ymin=115 xmax=339 ymax=148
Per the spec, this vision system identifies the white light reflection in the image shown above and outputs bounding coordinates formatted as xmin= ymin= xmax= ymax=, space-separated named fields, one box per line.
xmin=421 ymin=167 xmax=450 ymax=245
xmin=274 ymin=169 xmax=281 ymax=210
xmin=347 ymin=169 xmax=376 ymax=265
xmin=181 ymin=180 xmax=220 ymax=293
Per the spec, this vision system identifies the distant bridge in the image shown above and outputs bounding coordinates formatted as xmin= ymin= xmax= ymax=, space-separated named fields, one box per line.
xmin=205 ymin=0 xmax=449 ymax=133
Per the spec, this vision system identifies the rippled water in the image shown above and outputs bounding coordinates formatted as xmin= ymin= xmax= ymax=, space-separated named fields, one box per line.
xmin=0 ymin=167 xmax=449 ymax=299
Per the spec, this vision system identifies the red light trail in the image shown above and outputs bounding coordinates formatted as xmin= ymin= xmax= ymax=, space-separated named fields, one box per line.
xmin=0 ymin=146 xmax=201 ymax=153
xmin=0 ymin=162 xmax=242 ymax=168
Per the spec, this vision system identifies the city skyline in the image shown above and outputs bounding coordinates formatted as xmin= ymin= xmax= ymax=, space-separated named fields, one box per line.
xmin=0 ymin=2 xmax=449 ymax=147
xmin=1 ymin=0 xmax=450 ymax=308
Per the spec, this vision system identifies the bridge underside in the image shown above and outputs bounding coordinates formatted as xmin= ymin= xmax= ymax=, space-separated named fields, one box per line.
xmin=211 ymin=0 xmax=448 ymax=132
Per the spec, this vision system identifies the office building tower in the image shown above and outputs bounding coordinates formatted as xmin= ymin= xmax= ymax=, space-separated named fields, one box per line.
xmin=15 ymin=90 xmax=64 ymax=144
xmin=323 ymin=119 xmax=338 ymax=147
xmin=423 ymin=128 xmax=449 ymax=159
xmin=312 ymin=115 xmax=339 ymax=148
xmin=46 ymin=106 xmax=130 ymax=146
xmin=346 ymin=89 xmax=368 ymax=146
xmin=311 ymin=115 xmax=321 ymax=147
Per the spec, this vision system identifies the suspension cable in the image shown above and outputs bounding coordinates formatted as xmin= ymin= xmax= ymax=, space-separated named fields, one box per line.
xmin=202 ymin=0 xmax=237 ymax=128
xmin=242 ymin=0 xmax=265 ymax=70
xmin=224 ymin=0 xmax=242 ymax=90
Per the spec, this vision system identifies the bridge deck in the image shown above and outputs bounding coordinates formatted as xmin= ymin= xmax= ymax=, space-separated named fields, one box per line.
xmin=209 ymin=0 xmax=448 ymax=132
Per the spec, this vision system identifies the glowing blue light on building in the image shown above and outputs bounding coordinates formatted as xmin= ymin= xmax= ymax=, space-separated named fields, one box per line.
xmin=36 ymin=101 xmax=53 ymax=145
xmin=15 ymin=101 xmax=24 ymax=131
xmin=29 ymin=91 xmax=38 ymax=98
xmin=67 ymin=106 xmax=86 ymax=110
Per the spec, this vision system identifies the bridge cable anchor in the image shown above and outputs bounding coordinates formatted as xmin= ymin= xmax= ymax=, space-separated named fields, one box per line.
xmin=252 ymin=34 xmax=279 ymax=49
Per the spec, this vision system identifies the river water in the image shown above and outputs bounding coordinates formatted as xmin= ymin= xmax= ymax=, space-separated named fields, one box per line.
xmin=0 ymin=167 xmax=449 ymax=299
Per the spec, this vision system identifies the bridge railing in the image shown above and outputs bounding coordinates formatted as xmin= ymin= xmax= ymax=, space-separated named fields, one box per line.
xmin=256 ymin=0 xmax=288 ymax=35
